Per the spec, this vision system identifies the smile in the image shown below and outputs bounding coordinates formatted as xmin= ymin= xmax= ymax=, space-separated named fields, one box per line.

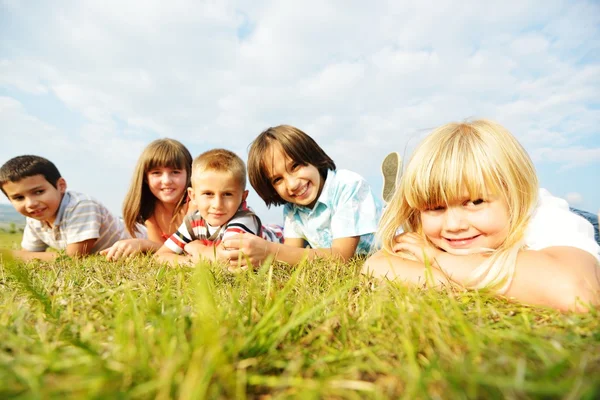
xmin=29 ymin=207 xmax=47 ymax=216
xmin=293 ymin=183 xmax=310 ymax=198
xmin=443 ymin=234 xmax=481 ymax=248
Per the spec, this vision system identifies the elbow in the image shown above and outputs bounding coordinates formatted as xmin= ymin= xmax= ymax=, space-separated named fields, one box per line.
xmin=361 ymin=251 xmax=390 ymax=280
xmin=555 ymin=276 xmax=599 ymax=313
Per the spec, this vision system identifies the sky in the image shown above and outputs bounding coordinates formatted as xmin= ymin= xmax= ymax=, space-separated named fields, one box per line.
xmin=1 ymin=0 xmax=599 ymax=224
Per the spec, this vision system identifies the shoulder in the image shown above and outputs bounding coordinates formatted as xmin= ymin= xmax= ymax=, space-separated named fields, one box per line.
xmin=64 ymin=191 xmax=105 ymax=211
xmin=330 ymin=169 xmax=367 ymax=186
xmin=527 ymin=188 xmax=599 ymax=259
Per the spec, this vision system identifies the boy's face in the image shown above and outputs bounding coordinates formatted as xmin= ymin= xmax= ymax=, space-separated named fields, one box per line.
xmin=2 ymin=174 xmax=67 ymax=225
xmin=188 ymin=170 xmax=248 ymax=227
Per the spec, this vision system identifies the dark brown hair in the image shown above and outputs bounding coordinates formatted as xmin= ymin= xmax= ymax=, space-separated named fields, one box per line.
xmin=0 ymin=155 xmax=62 ymax=196
xmin=248 ymin=125 xmax=335 ymax=207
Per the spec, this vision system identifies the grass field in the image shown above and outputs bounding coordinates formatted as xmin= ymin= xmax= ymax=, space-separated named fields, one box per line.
xmin=1 ymin=232 xmax=599 ymax=399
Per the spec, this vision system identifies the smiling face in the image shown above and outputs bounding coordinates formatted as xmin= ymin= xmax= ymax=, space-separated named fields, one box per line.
xmin=420 ymin=191 xmax=511 ymax=254
xmin=189 ymin=170 xmax=248 ymax=227
xmin=266 ymin=142 xmax=324 ymax=208
xmin=146 ymin=166 xmax=188 ymax=205
xmin=3 ymin=174 xmax=66 ymax=225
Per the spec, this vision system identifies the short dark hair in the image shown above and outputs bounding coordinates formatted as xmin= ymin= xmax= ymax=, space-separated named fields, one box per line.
xmin=248 ymin=125 xmax=336 ymax=207
xmin=0 ymin=155 xmax=62 ymax=196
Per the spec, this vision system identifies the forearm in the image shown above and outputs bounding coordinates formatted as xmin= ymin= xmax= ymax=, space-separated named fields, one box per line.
xmin=434 ymin=248 xmax=600 ymax=310
xmin=153 ymin=251 xmax=193 ymax=266
xmin=11 ymin=250 xmax=58 ymax=262
xmin=266 ymin=241 xmax=353 ymax=265
xmin=363 ymin=250 xmax=452 ymax=286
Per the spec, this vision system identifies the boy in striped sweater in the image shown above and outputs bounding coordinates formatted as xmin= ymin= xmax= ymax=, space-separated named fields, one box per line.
xmin=155 ymin=148 xmax=283 ymax=268
xmin=0 ymin=155 xmax=133 ymax=261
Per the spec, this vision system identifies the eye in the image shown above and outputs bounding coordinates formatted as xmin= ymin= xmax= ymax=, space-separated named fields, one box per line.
xmin=423 ymin=204 xmax=445 ymax=212
xmin=12 ymin=195 xmax=24 ymax=201
xmin=223 ymin=192 xmax=233 ymax=197
xmin=272 ymin=177 xmax=282 ymax=185
xmin=172 ymin=170 xmax=182 ymax=175
xmin=291 ymin=163 xmax=300 ymax=171
xmin=467 ymin=199 xmax=485 ymax=206
xmin=149 ymin=170 xmax=161 ymax=176
xmin=35 ymin=190 xmax=45 ymax=195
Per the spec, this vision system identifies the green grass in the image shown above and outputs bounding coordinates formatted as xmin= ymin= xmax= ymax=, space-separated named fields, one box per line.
xmin=1 ymin=234 xmax=599 ymax=399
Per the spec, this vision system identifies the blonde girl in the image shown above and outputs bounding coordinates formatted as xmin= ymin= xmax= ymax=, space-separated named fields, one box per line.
xmin=364 ymin=120 xmax=599 ymax=311
xmin=219 ymin=125 xmax=383 ymax=268
xmin=102 ymin=138 xmax=193 ymax=260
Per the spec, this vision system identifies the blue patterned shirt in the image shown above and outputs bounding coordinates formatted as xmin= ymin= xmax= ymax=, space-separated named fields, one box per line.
xmin=282 ymin=169 xmax=383 ymax=255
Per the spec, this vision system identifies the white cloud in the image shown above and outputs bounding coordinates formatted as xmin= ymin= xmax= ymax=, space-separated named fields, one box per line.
xmin=565 ymin=192 xmax=583 ymax=205
xmin=530 ymin=146 xmax=600 ymax=170
xmin=1 ymin=0 xmax=600 ymax=218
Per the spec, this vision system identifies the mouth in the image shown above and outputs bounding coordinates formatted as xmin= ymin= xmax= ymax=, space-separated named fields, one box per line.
xmin=29 ymin=208 xmax=47 ymax=217
xmin=292 ymin=182 xmax=310 ymax=199
xmin=443 ymin=234 xmax=481 ymax=248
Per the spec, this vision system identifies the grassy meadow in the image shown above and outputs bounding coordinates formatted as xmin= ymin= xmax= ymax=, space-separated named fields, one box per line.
xmin=1 ymin=231 xmax=599 ymax=399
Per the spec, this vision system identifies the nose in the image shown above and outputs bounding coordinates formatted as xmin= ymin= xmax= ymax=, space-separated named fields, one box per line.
xmin=285 ymin=175 xmax=300 ymax=192
xmin=161 ymin=172 xmax=172 ymax=184
xmin=443 ymin=208 xmax=468 ymax=232
xmin=25 ymin=196 xmax=38 ymax=209
xmin=211 ymin=196 xmax=223 ymax=209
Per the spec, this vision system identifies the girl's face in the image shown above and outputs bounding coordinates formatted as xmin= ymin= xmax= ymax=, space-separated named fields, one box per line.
xmin=420 ymin=191 xmax=510 ymax=254
xmin=146 ymin=166 xmax=187 ymax=205
xmin=266 ymin=143 xmax=324 ymax=208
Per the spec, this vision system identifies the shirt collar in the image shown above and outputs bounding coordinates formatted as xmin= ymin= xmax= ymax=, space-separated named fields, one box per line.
xmin=53 ymin=191 xmax=71 ymax=227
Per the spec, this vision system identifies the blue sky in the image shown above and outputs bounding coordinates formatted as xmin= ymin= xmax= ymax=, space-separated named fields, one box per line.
xmin=1 ymin=0 xmax=599 ymax=224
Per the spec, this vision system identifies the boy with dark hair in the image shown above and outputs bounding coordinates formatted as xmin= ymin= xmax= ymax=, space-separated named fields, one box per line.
xmin=0 ymin=155 xmax=134 ymax=261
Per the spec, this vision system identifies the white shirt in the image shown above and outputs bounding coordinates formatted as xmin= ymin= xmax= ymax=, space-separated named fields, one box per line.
xmin=526 ymin=189 xmax=599 ymax=261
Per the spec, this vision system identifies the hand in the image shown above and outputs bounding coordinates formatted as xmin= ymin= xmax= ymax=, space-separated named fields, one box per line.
xmin=392 ymin=232 xmax=443 ymax=264
xmin=184 ymin=240 xmax=214 ymax=262
xmin=101 ymin=239 xmax=148 ymax=261
xmin=218 ymin=233 xmax=271 ymax=271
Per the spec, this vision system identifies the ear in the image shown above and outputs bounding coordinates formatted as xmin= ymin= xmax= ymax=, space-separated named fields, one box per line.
xmin=57 ymin=177 xmax=67 ymax=194
xmin=187 ymin=187 xmax=196 ymax=205
xmin=242 ymin=190 xmax=249 ymax=202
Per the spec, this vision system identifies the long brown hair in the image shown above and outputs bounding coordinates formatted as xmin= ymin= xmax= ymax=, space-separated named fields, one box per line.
xmin=122 ymin=138 xmax=193 ymax=236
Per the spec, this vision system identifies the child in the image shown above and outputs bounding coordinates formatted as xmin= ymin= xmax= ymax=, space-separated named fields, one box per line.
xmin=0 ymin=155 xmax=132 ymax=260
xmin=101 ymin=138 xmax=193 ymax=260
xmin=154 ymin=148 xmax=283 ymax=266
xmin=363 ymin=120 xmax=600 ymax=311
xmin=219 ymin=125 xmax=383 ymax=268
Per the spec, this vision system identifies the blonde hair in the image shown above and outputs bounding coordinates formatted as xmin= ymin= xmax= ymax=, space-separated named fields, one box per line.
xmin=122 ymin=138 xmax=192 ymax=236
xmin=192 ymin=148 xmax=247 ymax=190
xmin=378 ymin=120 xmax=539 ymax=293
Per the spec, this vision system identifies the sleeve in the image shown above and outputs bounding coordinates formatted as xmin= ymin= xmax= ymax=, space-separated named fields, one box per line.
xmin=21 ymin=222 xmax=48 ymax=252
xmin=221 ymin=213 xmax=261 ymax=242
xmin=163 ymin=216 xmax=194 ymax=254
xmin=526 ymin=189 xmax=600 ymax=260
xmin=282 ymin=205 xmax=304 ymax=239
xmin=329 ymin=173 xmax=382 ymax=240
xmin=62 ymin=199 xmax=102 ymax=244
